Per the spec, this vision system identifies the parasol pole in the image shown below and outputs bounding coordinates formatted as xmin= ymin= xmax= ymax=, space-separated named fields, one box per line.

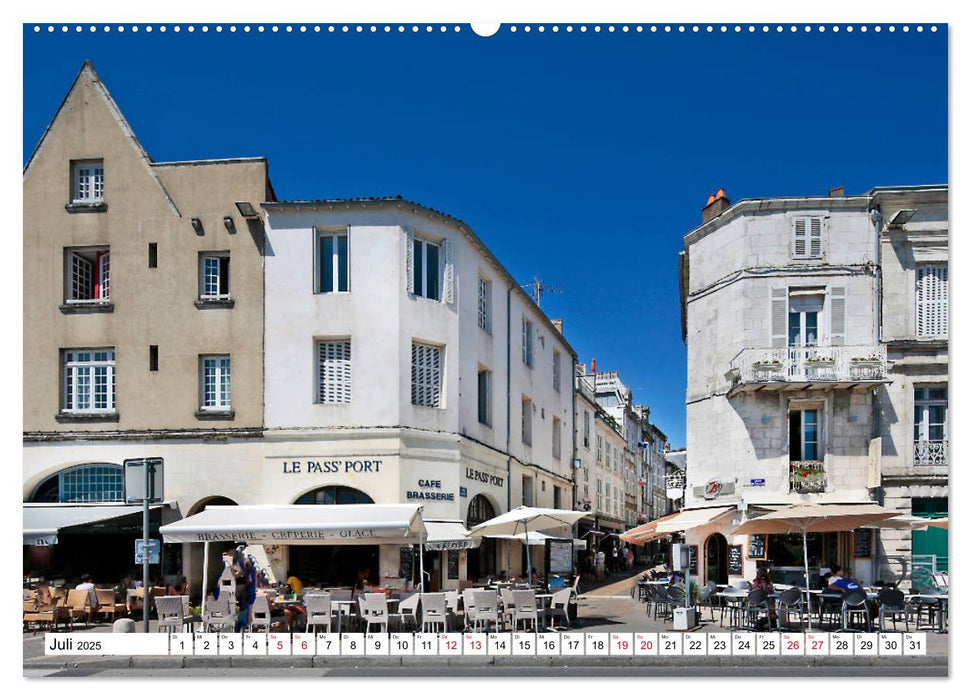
xmin=524 ymin=522 xmax=533 ymax=589
xmin=418 ymin=507 xmax=425 ymax=592
xmin=803 ymin=527 xmax=814 ymax=630
xmin=201 ymin=540 xmax=209 ymax=622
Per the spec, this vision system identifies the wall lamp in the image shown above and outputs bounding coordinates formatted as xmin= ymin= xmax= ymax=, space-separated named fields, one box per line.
xmin=191 ymin=217 xmax=204 ymax=236
xmin=887 ymin=209 xmax=916 ymax=228
xmin=223 ymin=216 xmax=236 ymax=234
xmin=234 ymin=201 xmax=260 ymax=219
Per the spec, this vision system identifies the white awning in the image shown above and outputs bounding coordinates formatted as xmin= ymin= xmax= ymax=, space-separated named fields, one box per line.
xmin=423 ymin=520 xmax=475 ymax=551
xmin=655 ymin=506 xmax=736 ymax=534
xmin=23 ymin=503 xmax=161 ymax=546
xmin=159 ymin=504 xmax=425 ymax=545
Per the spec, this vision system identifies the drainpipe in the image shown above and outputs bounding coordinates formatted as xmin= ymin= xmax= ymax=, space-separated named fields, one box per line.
xmin=506 ymin=285 xmax=513 ymax=573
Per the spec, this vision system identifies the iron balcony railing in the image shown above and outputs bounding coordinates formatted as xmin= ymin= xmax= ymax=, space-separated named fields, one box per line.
xmin=914 ymin=440 xmax=948 ymax=466
xmin=729 ymin=345 xmax=887 ymax=386
xmin=790 ymin=460 xmax=826 ymax=494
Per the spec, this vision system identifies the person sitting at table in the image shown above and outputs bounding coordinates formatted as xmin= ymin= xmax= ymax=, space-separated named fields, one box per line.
xmin=827 ymin=565 xmax=862 ymax=592
xmin=35 ymin=581 xmax=54 ymax=610
xmin=167 ymin=576 xmax=189 ymax=596
xmin=285 ymin=571 xmax=303 ymax=596
xmin=751 ymin=567 xmax=779 ymax=628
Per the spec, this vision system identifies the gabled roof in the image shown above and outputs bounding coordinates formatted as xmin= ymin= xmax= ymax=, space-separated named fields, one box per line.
xmin=263 ymin=196 xmax=577 ymax=358
xmin=24 ymin=60 xmax=181 ymax=216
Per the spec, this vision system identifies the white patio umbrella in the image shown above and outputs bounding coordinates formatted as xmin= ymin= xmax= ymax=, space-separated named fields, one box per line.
xmin=732 ymin=503 xmax=901 ymax=628
xmin=466 ymin=506 xmax=588 ymax=587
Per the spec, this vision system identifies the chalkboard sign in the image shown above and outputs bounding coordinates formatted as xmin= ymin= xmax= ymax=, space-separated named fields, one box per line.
xmin=447 ymin=550 xmax=460 ymax=579
xmin=688 ymin=545 xmax=699 ymax=575
xmin=399 ymin=546 xmax=414 ymax=581
xmin=853 ymin=528 xmax=873 ymax=559
xmin=728 ymin=545 xmax=743 ymax=576
xmin=747 ymin=534 xmax=768 ymax=560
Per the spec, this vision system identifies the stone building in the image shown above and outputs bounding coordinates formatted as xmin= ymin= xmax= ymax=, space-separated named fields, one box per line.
xmin=676 ymin=185 xmax=945 ymax=586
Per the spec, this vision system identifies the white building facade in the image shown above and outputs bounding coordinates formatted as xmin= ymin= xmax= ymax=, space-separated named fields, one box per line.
xmin=260 ymin=198 xmax=576 ymax=589
xmin=678 ymin=187 xmax=928 ymax=586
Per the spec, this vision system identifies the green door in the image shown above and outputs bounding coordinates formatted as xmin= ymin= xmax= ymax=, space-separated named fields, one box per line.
xmin=912 ymin=498 xmax=948 ymax=572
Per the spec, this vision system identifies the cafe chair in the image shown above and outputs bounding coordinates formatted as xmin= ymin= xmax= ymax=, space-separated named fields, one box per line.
xmin=500 ymin=587 xmax=516 ymax=631
xmin=390 ymin=592 xmax=419 ymax=632
xmin=250 ymin=595 xmax=272 ymax=633
xmin=511 ymin=589 xmax=539 ymax=632
xmin=65 ymin=589 xmax=95 ymax=628
xmin=742 ymin=589 xmax=772 ymax=631
xmin=444 ymin=590 xmax=461 ymax=631
xmin=420 ymin=593 xmax=448 ymax=633
xmin=363 ymin=593 xmax=389 ymax=633
xmin=305 ymin=594 xmax=333 ymax=633
xmin=470 ymin=590 xmax=500 ymax=633
xmin=877 ymin=588 xmax=909 ymax=632
xmin=156 ymin=595 xmax=196 ymax=633
xmin=542 ymin=587 xmax=572 ymax=630
xmin=906 ymin=594 xmax=940 ymax=631
xmin=203 ymin=594 xmax=235 ymax=633
xmin=840 ymin=589 xmax=872 ymax=632
xmin=696 ymin=582 xmax=718 ymax=623
xmin=95 ymin=588 xmax=127 ymax=623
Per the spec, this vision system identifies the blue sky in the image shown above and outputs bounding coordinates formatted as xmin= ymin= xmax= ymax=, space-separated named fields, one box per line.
xmin=23 ymin=25 xmax=947 ymax=447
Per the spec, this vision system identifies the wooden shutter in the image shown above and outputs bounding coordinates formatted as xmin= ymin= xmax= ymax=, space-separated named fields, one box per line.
xmin=809 ymin=218 xmax=822 ymax=258
xmin=404 ymin=226 xmax=415 ymax=294
xmin=771 ymin=288 xmax=788 ymax=347
xmin=442 ymin=238 xmax=454 ymax=304
xmin=917 ymin=264 xmax=948 ymax=337
xmin=793 ymin=219 xmax=808 ymax=257
xmin=829 ymin=286 xmax=846 ymax=346
xmin=317 ymin=340 xmax=351 ymax=403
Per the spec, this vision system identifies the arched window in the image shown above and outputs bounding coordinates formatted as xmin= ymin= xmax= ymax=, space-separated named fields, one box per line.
xmin=467 ymin=494 xmax=496 ymax=527
xmin=29 ymin=463 xmax=125 ymax=503
xmin=295 ymin=486 xmax=374 ymax=505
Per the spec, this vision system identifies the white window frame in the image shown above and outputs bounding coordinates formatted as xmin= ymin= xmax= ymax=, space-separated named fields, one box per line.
xmin=792 ymin=216 xmax=823 ymax=259
xmin=315 ymin=229 xmax=350 ymax=294
xmin=552 ymin=416 xmax=562 ymax=460
xmin=411 ymin=342 xmax=443 ymax=408
xmin=916 ymin=263 xmax=948 ymax=338
xmin=522 ymin=396 xmax=532 ymax=446
xmin=200 ymin=355 xmax=232 ymax=411
xmin=200 ymin=253 xmax=231 ymax=300
xmin=596 ymin=434 xmax=603 ymax=463
xmin=317 ymin=339 xmax=352 ymax=404
xmin=63 ymin=349 xmax=116 ymax=414
xmin=66 ymin=248 xmax=110 ymax=303
xmin=413 ymin=238 xmax=442 ymax=301
xmin=521 ymin=317 xmax=534 ymax=367
xmin=914 ymin=386 xmax=948 ymax=443
xmin=477 ymin=276 xmax=492 ymax=334
xmin=72 ymin=160 xmax=104 ymax=203
xmin=477 ymin=368 xmax=492 ymax=426
xmin=790 ymin=406 xmax=821 ymax=461
xmin=583 ymin=411 xmax=591 ymax=448
xmin=553 ymin=350 xmax=561 ymax=392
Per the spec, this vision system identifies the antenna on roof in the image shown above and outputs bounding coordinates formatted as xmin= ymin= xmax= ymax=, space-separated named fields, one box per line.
xmin=522 ymin=277 xmax=563 ymax=308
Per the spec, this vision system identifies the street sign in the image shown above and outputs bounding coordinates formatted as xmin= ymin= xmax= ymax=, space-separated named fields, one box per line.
xmin=135 ymin=538 xmax=160 ymax=565
xmin=749 ymin=478 xmax=766 ymax=486
xmin=124 ymin=457 xmax=164 ymax=503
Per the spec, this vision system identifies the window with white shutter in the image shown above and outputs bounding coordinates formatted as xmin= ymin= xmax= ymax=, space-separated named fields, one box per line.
xmin=412 ymin=237 xmax=441 ymax=300
xmin=792 ymin=217 xmax=823 ymax=259
xmin=411 ymin=342 xmax=443 ymax=407
xmin=916 ymin=263 xmax=948 ymax=337
xmin=770 ymin=288 xmax=788 ymax=347
xmin=552 ymin=416 xmax=562 ymax=459
xmin=317 ymin=339 xmax=351 ymax=404
xmin=553 ymin=350 xmax=561 ymax=392
xmin=522 ymin=396 xmax=532 ymax=445
xmin=522 ymin=317 xmax=534 ymax=367
xmin=477 ymin=277 xmax=492 ymax=333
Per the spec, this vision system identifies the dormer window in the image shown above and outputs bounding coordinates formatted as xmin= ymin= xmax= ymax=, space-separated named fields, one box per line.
xmin=72 ymin=160 xmax=104 ymax=203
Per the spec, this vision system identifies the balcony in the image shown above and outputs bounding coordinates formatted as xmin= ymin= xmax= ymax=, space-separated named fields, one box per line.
xmin=728 ymin=345 xmax=888 ymax=395
xmin=790 ymin=461 xmax=826 ymax=494
xmin=914 ymin=440 xmax=948 ymax=466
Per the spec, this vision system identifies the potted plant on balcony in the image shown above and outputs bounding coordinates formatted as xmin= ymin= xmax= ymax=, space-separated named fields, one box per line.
xmin=751 ymin=359 xmax=784 ymax=380
xmin=803 ymin=355 xmax=836 ymax=380
xmin=790 ymin=463 xmax=826 ymax=491
xmin=849 ymin=356 xmax=882 ymax=380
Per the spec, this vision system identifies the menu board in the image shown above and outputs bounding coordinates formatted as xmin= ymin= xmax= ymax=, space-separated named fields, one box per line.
xmin=547 ymin=539 xmax=574 ymax=575
xmin=399 ymin=546 xmax=414 ymax=581
xmin=447 ymin=550 xmax=460 ymax=579
xmin=728 ymin=545 xmax=743 ymax=576
xmin=747 ymin=534 xmax=768 ymax=561
xmin=853 ymin=528 xmax=873 ymax=559
xmin=688 ymin=545 xmax=699 ymax=575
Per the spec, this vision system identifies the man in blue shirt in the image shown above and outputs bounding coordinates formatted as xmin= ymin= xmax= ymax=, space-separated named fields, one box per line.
xmin=827 ymin=565 xmax=862 ymax=592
